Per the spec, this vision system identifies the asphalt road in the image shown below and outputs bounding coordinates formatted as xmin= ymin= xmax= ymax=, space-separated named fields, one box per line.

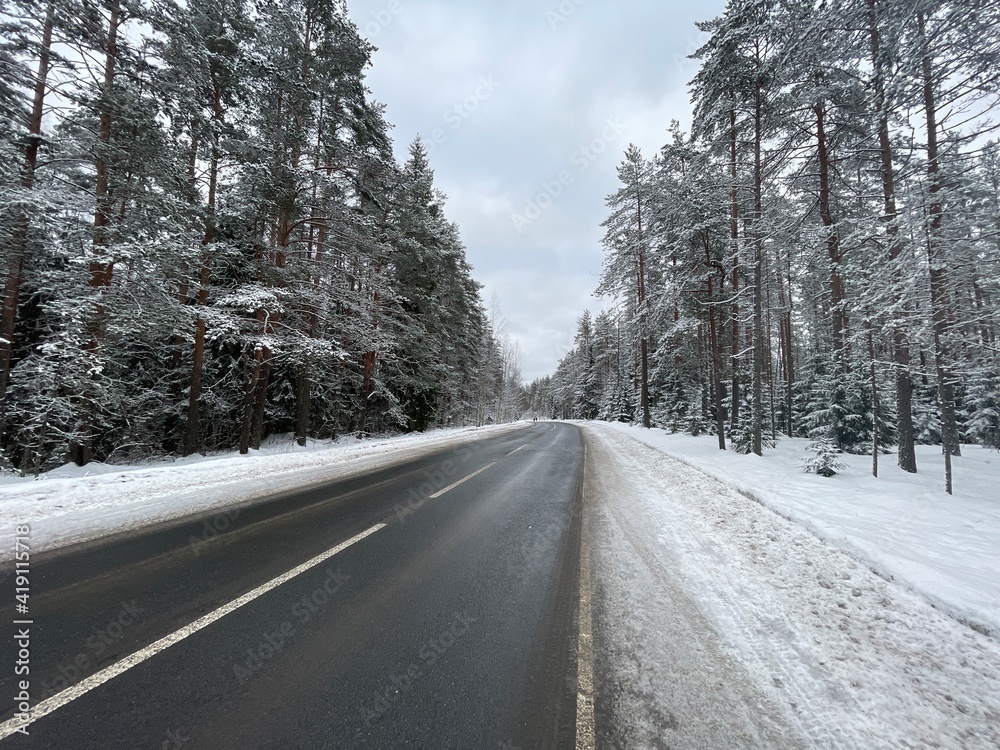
xmin=0 ymin=422 xmax=586 ymax=749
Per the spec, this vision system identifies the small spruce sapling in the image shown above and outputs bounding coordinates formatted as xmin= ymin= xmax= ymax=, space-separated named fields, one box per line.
xmin=804 ymin=437 xmax=846 ymax=477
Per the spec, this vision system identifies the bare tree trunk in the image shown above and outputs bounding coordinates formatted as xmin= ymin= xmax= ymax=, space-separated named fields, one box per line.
xmin=776 ymin=254 xmax=794 ymax=436
xmin=239 ymin=310 xmax=267 ymax=454
xmin=814 ymin=98 xmax=848 ymax=368
xmin=360 ymin=350 xmax=376 ymax=430
xmin=867 ymin=322 xmax=880 ymax=478
xmin=246 ymin=283 xmax=279 ymax=451
xmin=92 ymin=0 xmax=119 ymax=262
xmin=295 ymin=367 xmax=311 ymax=446
xmin=751 ymin=77 xmax=765 ymax=457
xmin=636 ymin=191 xmax=651 ymax=428
xmin=184 ymin=257 xmax=211 ymax=456
xmin=868 ymin=0 xmax=917 ymax=473
xmin=71 ymin=0 xmax=121 ymax=466
xmin=766 ymin=272 xmax=776 ymax=444
xmin=706 ymin=240 xmax=726 ymax=448
xmin=295 ymin=214 xmax=322 ymax=447
xmin=359 ymin=247 xmax=382 ymax=432
xmin=250 ymin=350 xmax=272 ymax=450
xmin=919 ymin=11 xmax=959 ymax=495
xmin=294 ymin=98 xmax=329 ymax=447
xmin=239 ymin=359 xmax=259 ymax=455
xmin=0 ymin=5 xmax=54 ymax=401
xmin=972 ymin=278 xmax=994 ymax=346
xmin=729 ymin=108 xmax=741 ymax=431
xmin=184 ymin=78 xmax=223 ymax=456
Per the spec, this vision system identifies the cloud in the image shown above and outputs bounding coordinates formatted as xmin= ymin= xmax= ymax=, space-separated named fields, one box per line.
xmin=349 ymin=0 xmax=725 ymax=381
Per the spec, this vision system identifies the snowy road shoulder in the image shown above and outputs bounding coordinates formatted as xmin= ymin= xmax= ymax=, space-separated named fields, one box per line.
xmin=0 ymin=423 xmax=527 ymax=561
xmin=584 ymin=422 xmax=1000 ymax=749
xmin=599 ymin=421 xmax=1000 ymax=638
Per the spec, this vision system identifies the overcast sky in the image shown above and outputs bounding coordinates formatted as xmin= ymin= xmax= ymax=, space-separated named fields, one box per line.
xmin=346 ymin=0 xmax=726 ymax=381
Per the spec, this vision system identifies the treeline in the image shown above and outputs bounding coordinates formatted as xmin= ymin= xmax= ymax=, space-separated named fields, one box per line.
xmin=529 ymin=0 xmax=1000 ymax=493
xmin=0 ymin=0 xmax=519 ymax=473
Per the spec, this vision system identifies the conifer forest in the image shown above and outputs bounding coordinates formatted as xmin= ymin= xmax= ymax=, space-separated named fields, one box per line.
xmin=0 ymin=0 xmax=523 ymax=473
xmin=528 ymin=0 xmax=1000 ymax=494
xmin=2 ymin=0 xmax=999 ymax=498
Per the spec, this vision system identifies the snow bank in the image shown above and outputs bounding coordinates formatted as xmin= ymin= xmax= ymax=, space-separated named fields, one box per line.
xmin=600 ymin=422 xmax=1000 ymax=638
xmin=0 ymin=424 xmax=526 ymax=561
xmin=584 ymin=422 xmax=1000 ymax=749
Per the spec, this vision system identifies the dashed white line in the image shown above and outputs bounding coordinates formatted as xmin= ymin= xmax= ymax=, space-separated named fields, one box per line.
xmin=507 ymin=444 xmax=527 ymax=456
xmin=0 ymin=523 xmax=386 ymax=740
xmin=428 ymin=462 xmax=497 ymax=498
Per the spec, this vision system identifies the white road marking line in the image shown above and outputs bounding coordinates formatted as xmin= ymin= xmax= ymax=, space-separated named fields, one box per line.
xmin=428 ymin=462 xmax=497 ymax=498
xmin=576 ymin=443 xmax=596 ymax=750
xmin=507 ymin=444 xmax=527 ymax=456
xmin=0 ymin=523 xmax=386 ymax=740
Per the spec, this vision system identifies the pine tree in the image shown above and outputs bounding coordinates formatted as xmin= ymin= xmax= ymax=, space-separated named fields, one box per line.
xmin=599 ymin=144 xmax=652 ymax=428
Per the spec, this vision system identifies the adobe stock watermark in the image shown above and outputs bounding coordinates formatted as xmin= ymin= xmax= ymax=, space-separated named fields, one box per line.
xmin=669 ymin=29 xmax=712 ymax=82
xmin=362 ymin=610 xmax=477 ymax=724
xmin=231 ymin=565 xmax=350 ymax=682
xmin=509 ymin=117 xmax=627 ymax=233
xmin=392 ymin=441 xmax=487 ymax=522
xmin=36 ymin=600 xmax=145 ymax=701
xmin=11 ymin=524 xmax=31 ymax=735
xmin=425 ymin=75 xmax=502 ymax=157
xmin=162 ymin=727 xmax=190 ymax=749
xmin=362 ymin=0 xmax=403 ymax=39
xmin=188 ymin=507 xmax=242 ymax=556
xmin=547 ymin=0 xmax=587 ymax=29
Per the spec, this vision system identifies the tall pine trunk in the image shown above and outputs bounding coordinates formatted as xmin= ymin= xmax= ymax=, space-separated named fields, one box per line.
xmin=751 ymin=74 xmax=765 ymax=456
xmin=867 ymin=322 xmax=880 ymax=478
xmin=71 ymin=0 xmax=121 ymax=466
xmin=294 ymin=104 xmax=330 ymax=447
xmin=706 ymin=239 xmax=726 ymax=449
xmin=637 ymin=191 xmax=651 ymax=429
xmin=240 ymin=309 xmax=269 ymax=454
xmin=360 ymin=350 xmax=376 ymax=430
xmin=184 ymin=76 xmax=223 ymax=456
xmin=775 ymin=253 xmax=794 ymax=436
xmin=814 ymin=98 xmax=848 ymax=369
xmin=360 ymin=258 xmax=381 ymax=432
xmin=918 ymin=12 xmax=960 ymax=495
xmin=184 ymin=255 xmax=211 ymax=456
xmin=0 ymin=4 xmax=53 ymax=402
xmin=729 ymin=108 xmax=741 ymax=432
xmin=868 ymin=0 xmax=917 ymax=473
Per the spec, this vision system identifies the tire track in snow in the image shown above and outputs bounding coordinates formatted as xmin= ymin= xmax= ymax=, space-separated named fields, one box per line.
xmin=585 ymin=430 xmax=807 ymax=749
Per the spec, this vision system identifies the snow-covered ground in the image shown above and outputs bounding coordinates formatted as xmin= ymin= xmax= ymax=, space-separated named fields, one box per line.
xmin=0 ymin=423 xmax=525 ymax=561
xmin=600 ymin=422 xmax=1000 ymax=638
xmin=584 ymin=422 xmax=1000 ymax=749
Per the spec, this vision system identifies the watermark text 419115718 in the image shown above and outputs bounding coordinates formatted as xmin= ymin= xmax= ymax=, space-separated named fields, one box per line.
xmin=12 ymin=524 xmax=32 ymax=736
